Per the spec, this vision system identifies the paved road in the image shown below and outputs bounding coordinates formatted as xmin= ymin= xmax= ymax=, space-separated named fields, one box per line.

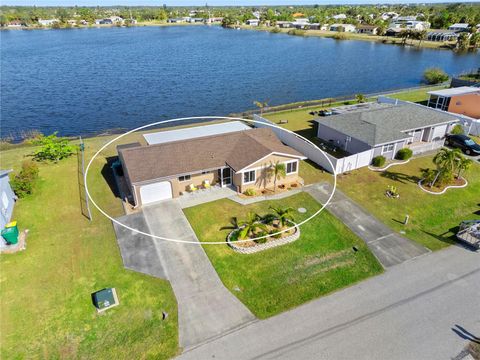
xmin=306 ymin=183 xmax=430 ymax=268
xmin=142 ymin=200 xmax=255 ymax=350
xmin=178 ymin=246 xmax=480 ymax=360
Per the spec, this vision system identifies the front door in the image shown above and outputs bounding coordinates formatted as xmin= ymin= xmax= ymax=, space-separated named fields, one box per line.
xmin=218 ymin=168 xmax=232 ymax=187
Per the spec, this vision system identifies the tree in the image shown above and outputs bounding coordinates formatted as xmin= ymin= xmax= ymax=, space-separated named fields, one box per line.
xmin=31 ymin=132 xmax=76 ymax=162
xmin=11 ymin=160 xmax=39 ymax=198
xmin=456 ymin=32 xmax=470 ymax=52
xmin=355 ymin=93 xmax=366 ymax=103
xmin=423 ymin=67 xmax=449 ymax=85
xmin=267 ymin=161 xmax=286 ymax=192
xmin=253 ymin=100 xmax=269 ymax=115
xmin=451 ymin=124 xmax=464 ymax=135
xmin=469 ymin=32 xmax=480 ymax=50
xmin=269 ymin=206 xmax=295 ymax=228
xmin=238 ymin=212 xmax=267 ymax=239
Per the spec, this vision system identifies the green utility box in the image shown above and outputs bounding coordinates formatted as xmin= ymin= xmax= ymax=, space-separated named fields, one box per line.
xmin=2 ymin=222 xmax=19 ymax=245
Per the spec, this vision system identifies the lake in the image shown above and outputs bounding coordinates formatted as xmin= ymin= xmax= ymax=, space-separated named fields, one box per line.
xmin=1 ymin=26 xmax=478 ymax=139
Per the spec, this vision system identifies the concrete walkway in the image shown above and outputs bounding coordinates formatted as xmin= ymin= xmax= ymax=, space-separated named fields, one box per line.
xmin=305 ymin=183 xmax=429 ymax=268
xmin=142 ymin=200 xmax=255 ymax=350
xmin=178 ymin=245 xmax=480 ymax=360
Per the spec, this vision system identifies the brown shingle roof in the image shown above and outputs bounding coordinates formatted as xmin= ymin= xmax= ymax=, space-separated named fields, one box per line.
xmin=119 ymin=128 xmax=304 ymax=184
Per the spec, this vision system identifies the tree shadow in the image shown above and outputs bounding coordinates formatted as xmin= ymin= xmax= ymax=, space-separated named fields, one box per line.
xmin=380 ymin=170 xmax=420 ymax=184
xmin=77 ymin=149 xmax=91 ymax=220
xmin=421 ymin=229 xmax=457 ymax=246
xmin=101 ymin=156 xmax=120 ymax=199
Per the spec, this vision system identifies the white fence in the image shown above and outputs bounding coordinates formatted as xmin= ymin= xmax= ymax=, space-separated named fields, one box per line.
xmin=252 ymin=114 xmax=374 ymax=174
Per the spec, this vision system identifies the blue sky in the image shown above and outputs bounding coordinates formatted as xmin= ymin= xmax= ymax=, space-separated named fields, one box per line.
xmin=2 ymin=0 xmax=476 ymax=6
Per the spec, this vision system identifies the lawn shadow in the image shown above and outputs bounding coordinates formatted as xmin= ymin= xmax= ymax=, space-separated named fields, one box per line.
xmin=77 ymin=149 xmax=91 ymax=220
xmin=101 ymin=156 xmax=120 ymax=199
xmin=380 ymin=170 xmax=420 ymax=184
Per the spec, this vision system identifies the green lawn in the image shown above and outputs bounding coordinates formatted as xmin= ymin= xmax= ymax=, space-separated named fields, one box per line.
xmin=0 ymin=136 xmax=179 ymax=359
xmin=387 ymin=85 xmax=448 ymax=103
xmin=335 ymin=155 xmax=480 ymax=251
xmin=183 ymin=192 xmax=383 ymax=319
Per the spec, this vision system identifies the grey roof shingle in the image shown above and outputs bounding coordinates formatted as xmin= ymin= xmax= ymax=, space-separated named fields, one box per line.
xmin=119 ymin=128 xmax=304 ymax=184
xmin=315 ymin=103 xmax=459 ymax=146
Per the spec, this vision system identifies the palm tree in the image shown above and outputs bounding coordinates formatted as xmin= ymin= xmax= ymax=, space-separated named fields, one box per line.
xmin=269 ymin=206 xmax=295 ymax=228
xmin=456 ymin=33 xmax=470 ymax=52
xmin=253 ymin=100 xmax=269 ymax=116
xmin=433 ymin=148 xmax=461 ymax=174
xmin=355 ymin=94 xmax=366 ymax=103
xmin=238 ymin=212 xmax=267 ymax=240
xmin=456 ymin=156 xmax=472 ymax=179
xmin=267 ymin=161 xmax=286 ymax=192
xmin=416 ymin=30 xmax=427 ymax=47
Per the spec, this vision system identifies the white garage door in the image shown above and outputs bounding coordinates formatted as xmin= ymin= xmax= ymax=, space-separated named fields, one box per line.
xmin=139 ymin=181 xmax=173 ymax=205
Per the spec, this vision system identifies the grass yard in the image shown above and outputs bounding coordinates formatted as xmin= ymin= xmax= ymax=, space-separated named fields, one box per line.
xmin=387 ymin=85 xmax=448 ymax=103
xmin=183 ymin=192 xmax=383 ymax=319
xmin=0 ymin=136 xmax=179 ymax=359
xmin=336 ymin=154 xmax=480 ymax=251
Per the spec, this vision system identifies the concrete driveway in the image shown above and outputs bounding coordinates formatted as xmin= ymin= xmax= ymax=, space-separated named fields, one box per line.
xmin=178 ymin=246 xmax=480 ymax=360
xmin=306 ymin=183 xmax=430 ymax=268
xmin=142 ymin=200 xmax=255 ymax=350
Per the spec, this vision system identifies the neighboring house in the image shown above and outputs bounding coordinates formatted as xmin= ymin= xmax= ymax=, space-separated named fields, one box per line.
xmin=332 ymin=14 xmax=347 ymax=20
xmin=118 ymin=127 xmax=306 ymax=206
xmin=320 ymin=24 xmax=329 ymax=31
xmin=246 ymin=19 xmax=260 ymax=26
xmin=205 ymin=17 xmax=223 ymax=24
xmin=38 ymin=19 xmax=59 ymax=26
xmin=389 ymin=19 xmax=430 ymax=31
xmin=448 ymin=23 xmax=470 ymax=32
xmin=356 ymin=25 xmax=378 ymax=35
xmin=308 ymin=23 xmax=320 ymax=30
xmin=385 ymin=27 xmax=403 ymax=37
xmin=276 ymin=21 xmax=291 ymax=28
xmin=427 ymin=87 xmax=480 ymax=119
xmin=330 ymin=24 xmax=356 ymax=32
xmin=0 ymin=170 xmax=16 ymax=231
xmin=7 ymin=20 xmax=25 ymax=28
xmin=380 ymin=12 xmax=399 ymax=21
xmin=109 ymin=16 xmax=124 ymax=24
xmin=315 ymin=102 xmax=459 ymax=160
xmin=167 ymin=18 xmax=187 ymax=23
xmin=188 ymin=17 xmax=204 ymax=23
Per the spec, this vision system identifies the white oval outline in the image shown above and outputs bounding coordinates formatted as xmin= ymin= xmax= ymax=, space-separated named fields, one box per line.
xmin=84 ymin=116 xmax=337 ymax=245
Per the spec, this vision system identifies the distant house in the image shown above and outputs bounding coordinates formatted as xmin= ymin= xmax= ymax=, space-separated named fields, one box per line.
xmin=188 ymin=17 xmax=204 ymax=23
xmin=205 ymin=17 xmax=223 ymax=24
xmin=448 ymin=23 xmax=470 ymax=32
xmin=426 ymin=30 xmax=459 ymax=42
xmin=427 ymin=87 xmax=480 ymax=119
xmin=7 ymin=20 xmax=25 ymax=28
xmin=380 ymin=12 xmax=399 ymax=21
xmin=356 ymin=25 xmax=378 ymax=35
xmin=308 ymin=23 xmax=320 ymax=30
xmin=332 ymin=14 xmax=347 ymax=20
xmin=291 ymin=18 xmax=310 ymax=29
xmin=320 ymin=24 xmax=329 ymax=31
xmin=315 ymin=102 xmax=459 ymax=161
xmin=246 ymin=19 xmax=260 ymax=26
xmin=0 ymin=170 xmax=16 ymax=231
xmin=330 ymin=24 xmax=356 ymax=32
xmin=276 ymin=21 xmax=291 ymax=28
xmin=385 ymin=27 xmax=403 ymax=37
xmin=109 ymin=16 xmax=124 ymax=24
xmin=167 ymin=18 xmax=187 ymax=23
xmin=389 ymin=19 xmax=430 ymax=31
xmin=38 ymin=19 xmax=59 ymax=26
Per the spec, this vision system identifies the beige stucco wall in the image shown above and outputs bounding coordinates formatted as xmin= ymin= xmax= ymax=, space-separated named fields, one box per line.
xmin=448 ymin=93 xmax=480 ymax=119
xmin=244 ymin=154 xmax=299 ymax=171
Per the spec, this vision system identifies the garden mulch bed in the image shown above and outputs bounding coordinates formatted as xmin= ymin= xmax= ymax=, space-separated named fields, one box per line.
xmin=420 ymin=177 xmax=467 ymax=193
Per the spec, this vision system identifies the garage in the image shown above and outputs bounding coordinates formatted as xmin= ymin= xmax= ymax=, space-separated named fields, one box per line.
xmin=139 ymin=181 xmax=173 ymax=205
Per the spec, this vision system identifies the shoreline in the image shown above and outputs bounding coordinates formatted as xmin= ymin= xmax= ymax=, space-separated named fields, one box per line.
xmin=0 ymin=22 xmax=216 ymax=31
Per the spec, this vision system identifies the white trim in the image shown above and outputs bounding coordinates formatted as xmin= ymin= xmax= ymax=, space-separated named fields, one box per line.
xmin=381 ymin=143 xmax=395 ymax=154
xmin=236 ymin=152 xmax=306 ymax=173
xmin=242 ymin=170 xmax=256 ymax=185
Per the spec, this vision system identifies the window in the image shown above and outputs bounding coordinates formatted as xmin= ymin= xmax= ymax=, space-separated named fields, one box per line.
xmin=201 ymin=170 xmax=209 ymax=175
xmin=382 ymin=143 xmax=395 ymax=154
xmin=178 ymin=174 xmax=191 ymax=182
xmin=286 ymin=161 xmax=298 ymax=174
xmin=243 ymin=170 xmax=256 ymax=184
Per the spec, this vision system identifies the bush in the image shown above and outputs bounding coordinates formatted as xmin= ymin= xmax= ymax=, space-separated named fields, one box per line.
xmin=423 ymin=67 xmax=449 ymax=84
xmin=372 ymin=156 xmax=386 ymax=167
xmin=333 ymin=33 xmax=347 ymax=40
xmin=11 ymin=160 xmax=39 ymax=198
xmin=287 ymin=29 xmax=305 ymax=36
xmin=31 ymin=132 xmax=76 ymax=163
xmin=270 ymin=27 xmax=281 ymax=33
xmin=450 ymin=124 xmax=464 ymax=135
xmin=243 ymin=188 xmax=257 ymax=196
xmin=396 ymin=148 xmax=413 ymax=160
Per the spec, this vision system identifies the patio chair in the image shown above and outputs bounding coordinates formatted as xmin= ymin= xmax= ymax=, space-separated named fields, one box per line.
xmin=187 ymin=184 xmax=198 ymax=192
xmin=203 ymin=180 xmax=211 ymax=189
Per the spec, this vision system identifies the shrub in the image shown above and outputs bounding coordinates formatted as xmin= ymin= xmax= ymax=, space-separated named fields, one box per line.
xmin=450 ymin=124 xmax=464 ymax=135
xmin=423 ymin=67 xmax=449 ymax=85
xmin=243 ymin=188 xmax=257 ymax=196
xmin=11 ymin=160 xmax=39 ymax=198
xmin=31 ymin=132 xmax=76 ymax=163
xmin=372 ymin=155 xmax=386 ymax=167
xmin=396 ymin=148 xmax=413 ymax=160
xmin=287 ymin=29 xmax=305 ymax=36
xmin=270 ymin=27 xmax=281 ymax=33
xmin=333 ymin=33 xmax=347 ymax=40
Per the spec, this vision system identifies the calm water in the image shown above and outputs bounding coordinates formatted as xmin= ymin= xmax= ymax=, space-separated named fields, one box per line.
xmin=1 ymin=26 xmax=478 ymax=139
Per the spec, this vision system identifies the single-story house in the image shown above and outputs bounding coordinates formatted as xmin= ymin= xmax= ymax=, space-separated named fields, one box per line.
xmin=427 ymin=87 xmax=480 ymax=119
xmin=385 ymin=27 xmax=403 ymax=37
xmin=356 ymin=25 xmax=378 ymax=35
xmin=0 ymin=170 xmax=16 ymax=231
xmin=426 ymin=30 xmax=459 ymax=42
xmin=188 ymin=17 xmax=205 ymax=23
xmin=246 ymin=19 xmax=260 ymax=26
xmin=330 ymin=24 xmax=356 ymax=32
xmin=276 ymin=21 xmax=291 ymax=28
xmin=389 ymin=20 xmax=430 ymax=31
xmin=448 ymin=23 xmax=470 ymax=32
xmin=38 ymin=19 xmax=59 ymax=26
xmin=118 ymin=127 xmax=306 ymax=206
xmin=315 ymin=102 xmax=459 ymax=160
xmin=7 ymin=20 xmax=26 ymax=28
xmin=332 ymin=14 xmax=347 ymax=20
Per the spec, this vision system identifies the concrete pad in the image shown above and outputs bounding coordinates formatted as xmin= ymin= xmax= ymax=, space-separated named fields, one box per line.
xmin=142 ymin=200 xmax=255 ymax=350
xmin=113 ymin=212 xmax=168 ymax=279
xmin=305 ymin=183 xmax=429 ymax=268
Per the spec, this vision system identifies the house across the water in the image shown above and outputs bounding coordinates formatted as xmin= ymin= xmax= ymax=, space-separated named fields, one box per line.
xmin=117 ymin=124 xmax=306 ymax=206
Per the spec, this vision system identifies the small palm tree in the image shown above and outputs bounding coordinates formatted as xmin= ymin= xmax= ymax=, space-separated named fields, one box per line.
xmin=269 ymin=206 xmax=295 ymax=228
xmin=457 ymin=157 xmax=472 ymax=179
xmin=253 ymin=100 xmax=269 ymax=115
xmin=267 ymin=161 xmax=286 ymax=192
xmin=355 ymin=93 xmax=366 ymax=103
xmin=238 ymin=212 xmax=267 ymax=239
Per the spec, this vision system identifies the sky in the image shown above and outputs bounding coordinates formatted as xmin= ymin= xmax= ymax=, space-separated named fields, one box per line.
xmin=1 ymin=0 xmax=477 ymax=6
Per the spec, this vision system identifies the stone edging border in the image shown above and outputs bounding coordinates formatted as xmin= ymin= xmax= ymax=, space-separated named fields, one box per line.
xmin=227 ymin=223 xmax=301 ymax=254
xmin=418 ymin=177 xmax=468 ymax=195
xmin=368 ymin=158 xmax=411 ymax=172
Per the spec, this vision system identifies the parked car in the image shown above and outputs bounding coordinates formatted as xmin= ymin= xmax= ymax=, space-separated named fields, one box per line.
xmin=445 ymin=134 xmax=480 ymax=156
